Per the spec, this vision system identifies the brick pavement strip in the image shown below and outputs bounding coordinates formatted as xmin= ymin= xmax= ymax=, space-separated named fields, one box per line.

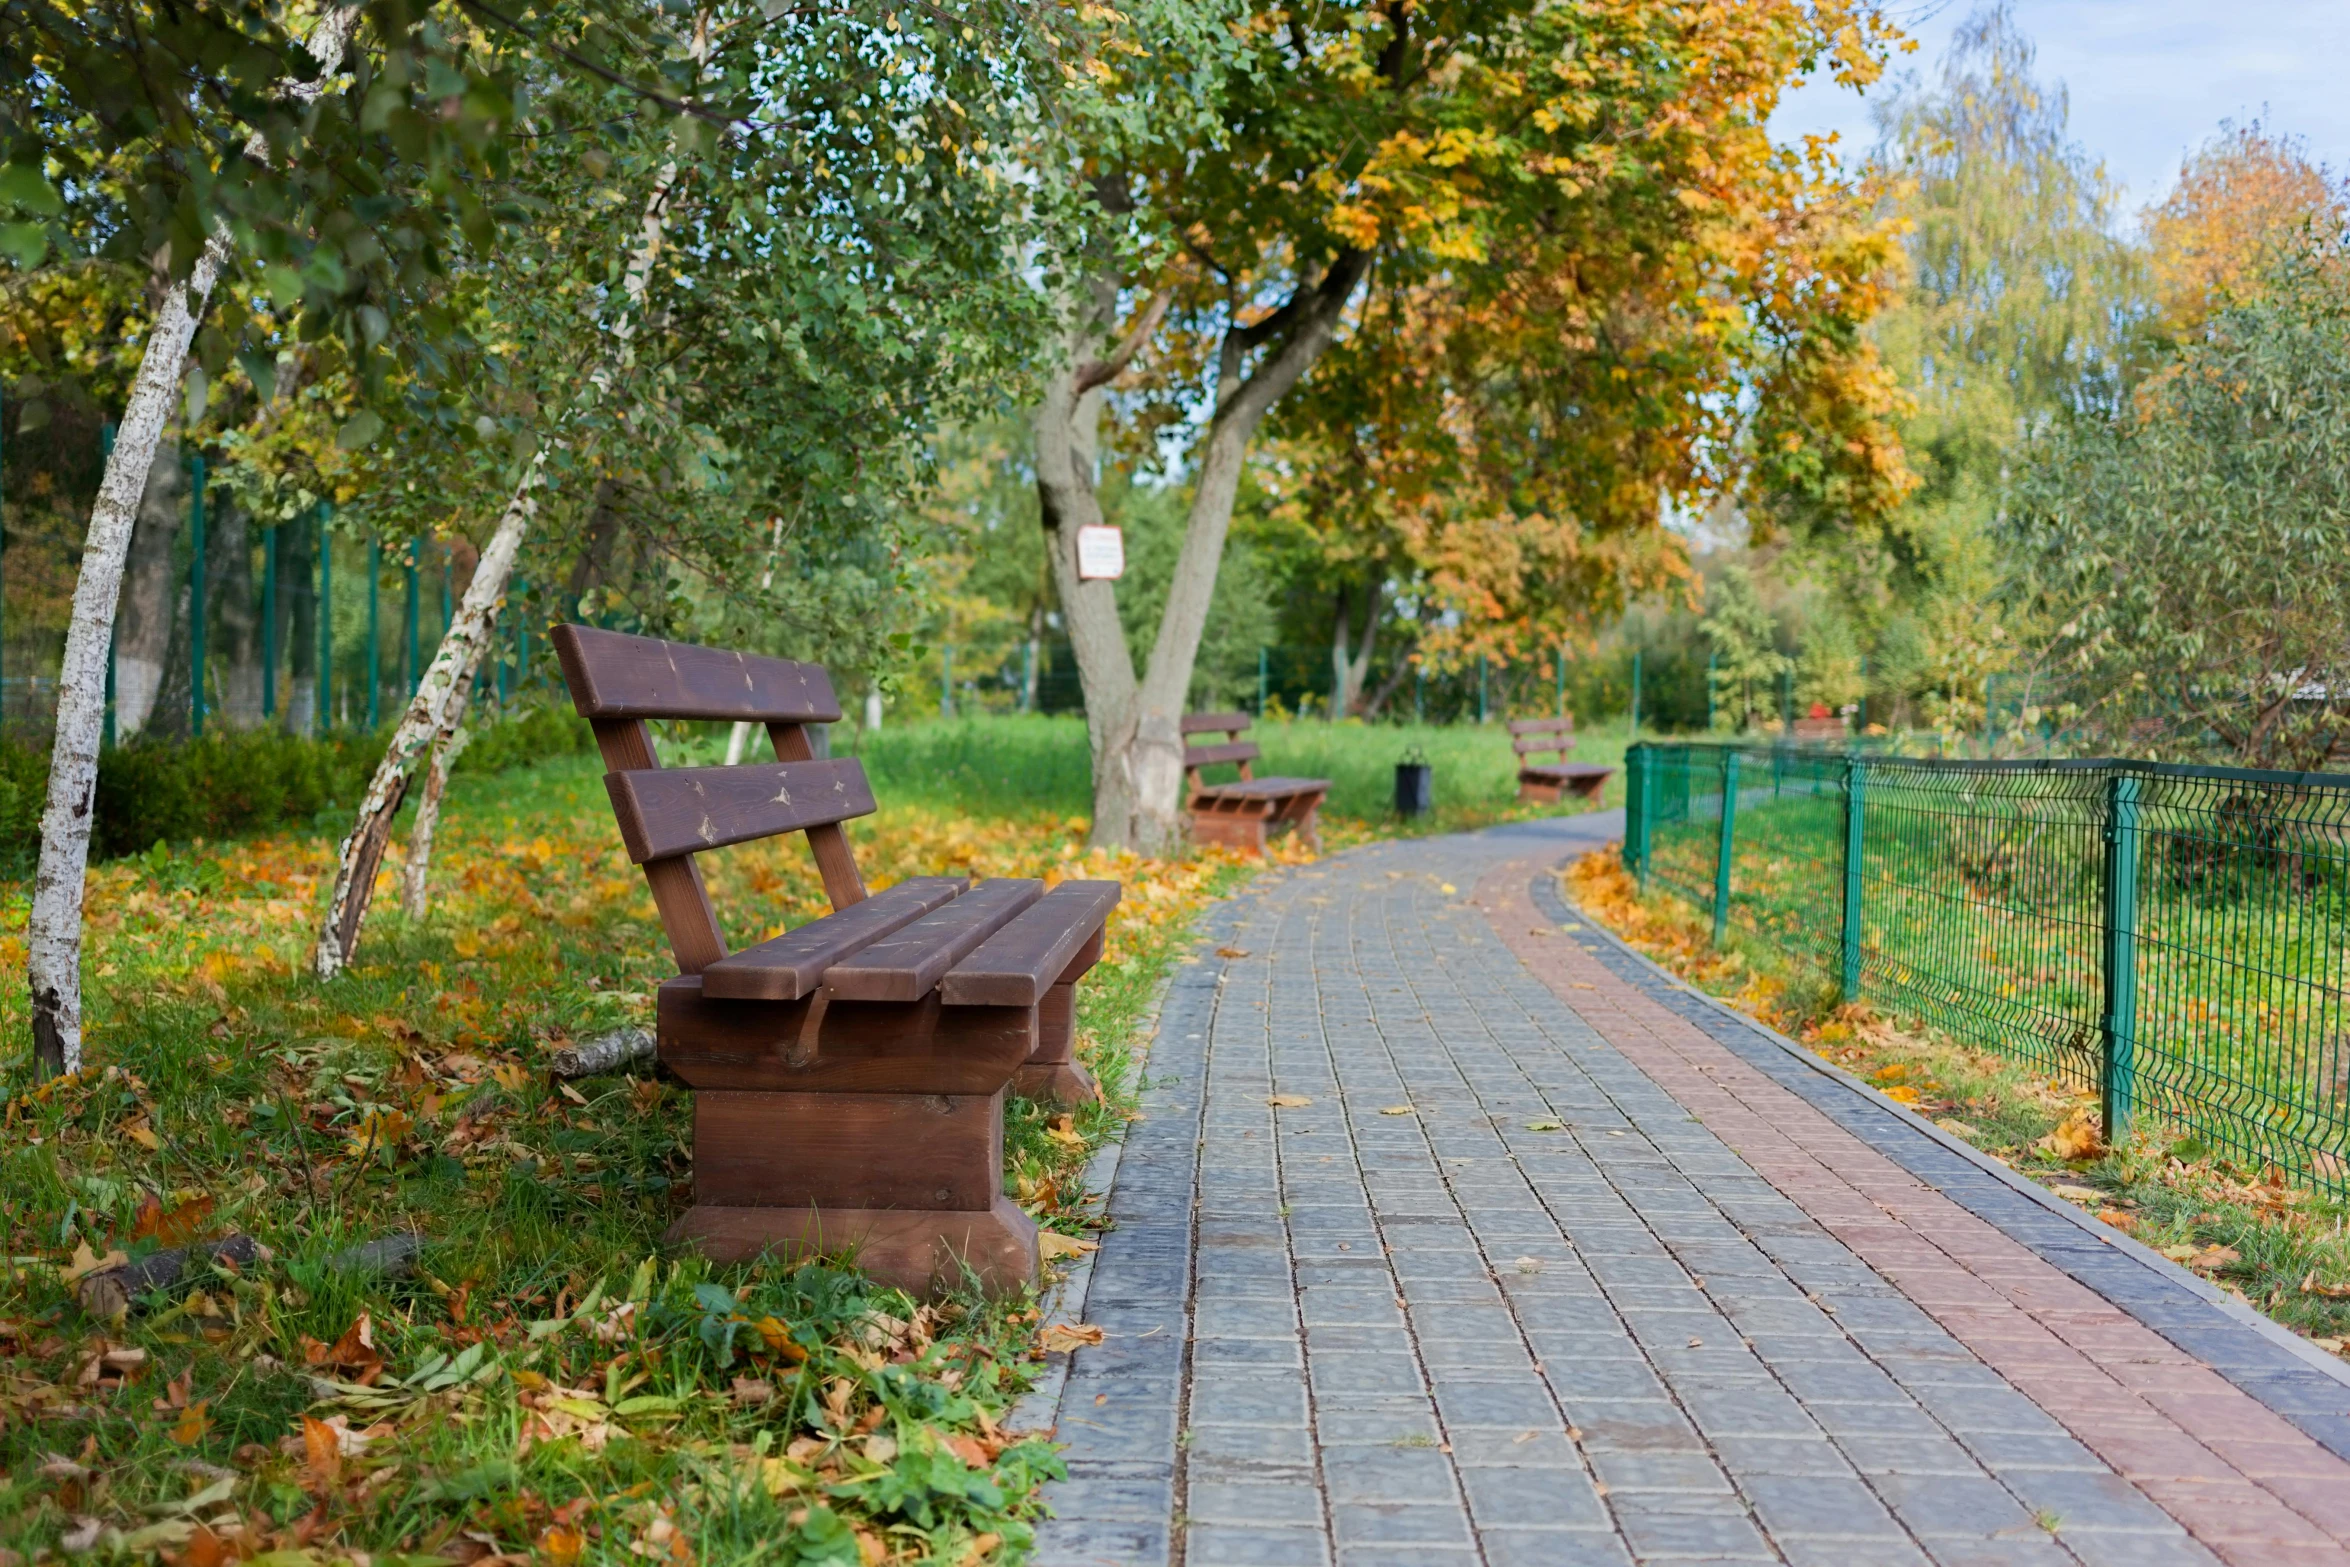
xmin=1027 ymin=818 xmax=2350 ymax=1566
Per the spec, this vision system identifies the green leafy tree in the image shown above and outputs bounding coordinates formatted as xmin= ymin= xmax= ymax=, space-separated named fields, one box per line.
xmin=2009 ymin=246 xmax=2350 ymax=769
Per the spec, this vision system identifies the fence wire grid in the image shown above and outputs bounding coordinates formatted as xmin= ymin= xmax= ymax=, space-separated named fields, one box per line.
xmin=1625 ymin=742 xmax=2350 ymax=1190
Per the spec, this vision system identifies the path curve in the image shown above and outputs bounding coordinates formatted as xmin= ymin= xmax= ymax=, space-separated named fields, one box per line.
xmin=1025 ymin=815 xmax=2350 ymax=1567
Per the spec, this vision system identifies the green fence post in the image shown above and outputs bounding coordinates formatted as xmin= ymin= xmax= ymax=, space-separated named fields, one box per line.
xmin=1623 ymin=743 xmax=1646 ymax=880
xmin=1841 ymin=756 xmax=1866 ymax=1003
xmin=365 ymin=534 xmax=380 ymax=728
xmin=404 ymin=538 xmax=420 ymax=697
xmin=2101 ymin=769 xmax=2141 ymax=1145
xmin=1705 ymin=650 xmax=1716 ymax=731
xmin=261 ymin=522 xmax=278 ymax=719
xmin=1713 ymin=750 xmax=1739 ymax=946
xmin=1636 ymin=746 xmax=1657 ymax=891
xmin=316 ymin=505 xmax=332 ymax=734
xmin=188 ymin=454 xmax=206 ymax=736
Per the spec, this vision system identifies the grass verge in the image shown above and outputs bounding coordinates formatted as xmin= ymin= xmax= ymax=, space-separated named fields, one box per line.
xmin=0 ymin=751 xmax=1259 ymax=1564
xmin=1566 ymin=848 xmax=2350 ymax=1356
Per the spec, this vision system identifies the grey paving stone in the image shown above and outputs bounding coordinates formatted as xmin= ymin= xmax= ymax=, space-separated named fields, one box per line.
xmin=1741 ymin=1473 xmax=1909 ymax=1540
xmin=1586 ymin=1449 xmax=1739 ymax=1494
xmin=1479 ymin=1528 xmax=1639 ymax=1567
xmin=1187 ymin=1482 xmax=1329 ymax=1528
xmin=1183 ymin=1523 xmax=1331 ymax=1567
xmin=1609 ymin=1506 xmax=1778 ymax=1561
xmin=1457 ymin=1465 xmax=1611 ymax=1528
xmin=1318 ymin=1444 xmax=1461 ymax=1505
xmin=1871 ymin=1471 xmax=2037 ymax=1538
xmin=1330 ymin=1502 xmax=1476 ymax=1546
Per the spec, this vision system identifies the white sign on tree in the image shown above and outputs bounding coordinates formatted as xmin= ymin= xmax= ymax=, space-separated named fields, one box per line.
xmin=1076 ymin=525 xmax=1125 ymax=581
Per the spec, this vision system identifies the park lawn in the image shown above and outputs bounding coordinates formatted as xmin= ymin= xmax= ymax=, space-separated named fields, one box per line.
xmin=851 ymin=711 xmax=1636 ymax=833
xmin=1567 ymin=849 xmax=2350 ymax=1354
xmin=0 ymin=748 xmax=1261 ymax=1565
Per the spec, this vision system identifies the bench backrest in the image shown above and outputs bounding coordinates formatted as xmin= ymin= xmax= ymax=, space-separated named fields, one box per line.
xmin=1507 ymin=715 xmax=1575 ymax=763
xmin=555 ymin=625 xmax=870 ymax=975
xmin=1182 ymin=711 xmax=1258 ymax=781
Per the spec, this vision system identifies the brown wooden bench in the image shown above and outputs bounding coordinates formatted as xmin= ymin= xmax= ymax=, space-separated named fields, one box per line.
xmin=1509 ymin=716 xmax=1615 ymax=804
xmin=554 ymin=625 xmax=1120 ymax=1297
xmin=1183 ymin=712 xmax=1330 ymax=855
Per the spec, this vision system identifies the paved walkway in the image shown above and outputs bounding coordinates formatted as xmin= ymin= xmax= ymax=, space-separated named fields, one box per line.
xmin=1024 ymin=816 xmax=2350 ymax=1567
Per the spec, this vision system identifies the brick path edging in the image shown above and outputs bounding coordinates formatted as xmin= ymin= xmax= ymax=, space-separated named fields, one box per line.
xmin=1528 ymin=867 xmax=2350 ymax=1457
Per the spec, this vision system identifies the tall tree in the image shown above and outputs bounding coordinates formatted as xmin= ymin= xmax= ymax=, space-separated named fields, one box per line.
xmin=1036 ymin=0 xmax=1906 ymax=851
xmin=1821 ymin=2 xmax=2141 ymax=730
xmin=2145 ymin=124 xmax=2343 ymax=337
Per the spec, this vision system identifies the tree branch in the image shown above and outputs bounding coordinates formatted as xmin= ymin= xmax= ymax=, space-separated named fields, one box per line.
xmin=1074 ymin=288 xmax=1171 ymax=395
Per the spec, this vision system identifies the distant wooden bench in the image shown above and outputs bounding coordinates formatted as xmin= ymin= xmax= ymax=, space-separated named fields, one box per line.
xmin=1791 ymin=714 xmax=1848 ymax=742
xmin=554 ymin=625 xmax=1119 ymax=1298
xmin=1509 ymin=717 xmax=1615 ymax=804
xmin=1183 ymin=712 xmax=1329 ymax=855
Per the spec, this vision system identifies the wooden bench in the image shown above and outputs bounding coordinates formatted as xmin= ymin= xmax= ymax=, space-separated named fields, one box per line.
xmin=554 ymin=625 xmax=1120 ymax=1297
xmin=1509 ymin=716 xmax=1616 ymax=804
xmin=1183 ymin=712 xmax=1330 ymax=855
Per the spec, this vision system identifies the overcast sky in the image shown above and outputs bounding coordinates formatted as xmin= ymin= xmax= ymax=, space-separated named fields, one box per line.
xmin=1770 ymin=0 xmax=2350 ymax=223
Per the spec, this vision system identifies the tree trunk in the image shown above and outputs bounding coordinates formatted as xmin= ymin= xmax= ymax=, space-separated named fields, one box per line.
xmin=1035 ymin=256 xmax=1368 ymax=853
xmin=113 ymin=436 xmax=186 ymax=740
xmin=1035 ymin=300 xmax=1145 ymax=852
xmin=28 ymin=239 xmax=225 ymax=1075
xmin=282 ymin=514 xmax=317 ymax=733
xmin=401 ymin=719 xmax=472 ymax=917
xmin=313 ymin=459 xmax=537 ymax=977
xmin=211 ymin=486 xmax=263 ymax=728
xmin=1330 ymin=582 xmax=1380 ymax=719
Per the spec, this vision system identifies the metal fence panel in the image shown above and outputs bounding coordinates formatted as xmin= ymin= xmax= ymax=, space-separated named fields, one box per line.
xmin=1623 ymin=742 xmax=2350 ymax=1190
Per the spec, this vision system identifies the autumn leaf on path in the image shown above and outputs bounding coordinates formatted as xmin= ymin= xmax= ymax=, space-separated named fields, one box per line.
xmin=1265 ymin=1095 xmax=1312 ymax=1109
xmin=1038 ymin=1322 xmax=1106 ymax=1354
xmin=1525 ymin=1121 xmax=1564 ymax=1133
xmin=1044 ymin=1115 xmax=1087 ymax=1150
xmin=1216 ymin=947 xmax=1251 ymax=959
xmin=304 ymin=1313 xmax=384 ymax=1384
xmin=1039 ymin=1232 xmax=1099 ymax=1261
xmin=133 ymin=1193 xmax=217 ymax=1247
xmin=168 ymin=1401 xmax=211 ymax=1446
xmin=1379 ymin=1106 xmax=1416 ymax=1116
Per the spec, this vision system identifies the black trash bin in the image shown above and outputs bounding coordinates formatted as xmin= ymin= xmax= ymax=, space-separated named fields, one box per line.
xmin=1395 ymin=748 xmax=1434 ymax=818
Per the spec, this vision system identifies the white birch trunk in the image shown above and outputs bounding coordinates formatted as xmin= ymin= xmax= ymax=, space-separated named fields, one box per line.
xmin=25 ymin=6 xmax=360 ymax=1072
xmin=400 ymin=719 xmax=472 ymax=918
xmin=26 ymin=244 xmax=225 ymax=1075
xmin=312 ymin=458 xmax=540 ymax=976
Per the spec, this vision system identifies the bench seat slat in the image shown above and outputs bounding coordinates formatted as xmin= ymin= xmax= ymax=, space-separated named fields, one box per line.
xmin=1193 ymin=775 xmax=1330 ymax=800
xmin=1184 ymin=740 xmax=1260 ymax=770
xmin=825 ymin=879 xmax=1043 ymax=1002
xmin=556 ymin=624 xmax=843 ymax=722
xmin=1514 ymin=735 xmax=1573 ymax=756
xmin=940 ymin=880 xmax=1122 ymax=1008
xmin=605 ymin=757 xmax=877 ymax=863
xmin=703 ymin=877 xmax=968 ymax=1001
xmin=1506 ymin=717 xmax=1573 ymax=736
xmin=1520 ymin=762 xmax=1614 ymax=779
xmin=1180 ymin=712 xmax=1253 ymax=735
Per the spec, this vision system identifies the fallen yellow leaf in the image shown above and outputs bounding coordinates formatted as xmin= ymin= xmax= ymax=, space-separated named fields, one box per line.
xmin=1265 ymin=1095 xmax=1313 ymax=1108
xmin=1038 ymin=1321 xmax=1106 ymax=1354
xmin=1379 ymin=1105 xmax=1416 ymax=1116
xmin=1039 ymin=1232 xmax=1099 ymax=1261
xmin=61 ymin=1241 xmax=128 ymax=1285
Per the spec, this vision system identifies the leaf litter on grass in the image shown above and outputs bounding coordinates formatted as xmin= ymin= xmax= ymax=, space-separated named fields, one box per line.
xmin=0 ymin=754 xmax=1268 ymax=1562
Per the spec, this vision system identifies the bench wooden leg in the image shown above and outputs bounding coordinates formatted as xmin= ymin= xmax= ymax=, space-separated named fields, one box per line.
xmin=1189 ymin=810 xmax=1268 ymax=856
xmin=673 ymin=1087 xmax=1038 ymax=1297
xmin=670 ymin=1197 xmax=1038 ymax=1297
xmin=1569 ymin=775 xmax=1608 ymax=801
xmin=1518 ymin=778 xmax=1564 ymax=805
xmin=1013 ymin=978 xmax=1099 ymax=1107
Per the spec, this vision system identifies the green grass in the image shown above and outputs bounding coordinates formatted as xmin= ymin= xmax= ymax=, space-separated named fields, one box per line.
xmin=846 ymin=711 xmax=1639 ymax=832
xmin=0 ymin=743 xmax=1244 ymax=1564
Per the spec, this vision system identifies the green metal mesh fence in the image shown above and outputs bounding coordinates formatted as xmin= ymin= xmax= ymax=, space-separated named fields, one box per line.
xmin=1624 ymin=742 xmax=2350 ymax=1189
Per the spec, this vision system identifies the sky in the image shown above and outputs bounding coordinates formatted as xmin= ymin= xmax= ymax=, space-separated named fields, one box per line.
xmin=1770 ymin=0 xmax=2350 ymax=222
